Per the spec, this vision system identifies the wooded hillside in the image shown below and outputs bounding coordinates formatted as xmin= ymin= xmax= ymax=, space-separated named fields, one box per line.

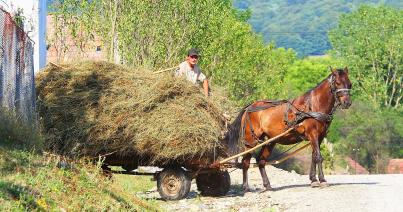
xmin=233 ymin=0 xmax=402 ymax=56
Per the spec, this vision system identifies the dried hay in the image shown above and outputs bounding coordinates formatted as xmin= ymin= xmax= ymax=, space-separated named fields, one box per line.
xmin=36 ymin=61 xmax=237 ymax=164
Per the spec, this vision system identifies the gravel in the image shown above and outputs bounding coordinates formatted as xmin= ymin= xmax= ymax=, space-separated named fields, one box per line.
xmin=138 ymin=165 xmax=403 ymax=211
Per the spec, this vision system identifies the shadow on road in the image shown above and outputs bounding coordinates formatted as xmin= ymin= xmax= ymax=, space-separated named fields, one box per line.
xmin=271 ymin=182 xmax=378 ymax=191
xmin=140 ymin=181 xmax=379 ymax=201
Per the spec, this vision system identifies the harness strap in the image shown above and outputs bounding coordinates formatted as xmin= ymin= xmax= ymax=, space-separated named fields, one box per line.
xmin=284 ymin=103 xmax=334 ymax=129
xmin=245 ymin=112 xmax=260 ymax=142
xmin=306 ymin=111 xmax=332 ymax=123
xmin=241 ymin=101 xmax=287 ymax=148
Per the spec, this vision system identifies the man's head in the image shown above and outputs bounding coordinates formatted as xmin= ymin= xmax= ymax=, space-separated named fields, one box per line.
xmin=186 ymin=48 xmax=200 ymax=67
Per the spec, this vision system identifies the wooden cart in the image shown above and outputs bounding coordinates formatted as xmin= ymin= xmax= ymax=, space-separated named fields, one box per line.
xmin=102 ymin=128 xmax=309 ymax=200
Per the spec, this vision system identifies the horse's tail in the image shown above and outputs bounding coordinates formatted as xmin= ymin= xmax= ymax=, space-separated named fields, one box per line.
xmin=223 ymin=106 xmax=247 ymax=156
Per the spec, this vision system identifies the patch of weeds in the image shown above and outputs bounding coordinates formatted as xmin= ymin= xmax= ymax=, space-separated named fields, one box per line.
xmin=0 ymin=181 xmax=47 ymax=210
xmin=0 ymin=148 xmax=39 ymax=175
xmin=0 ymin=108 xmax=43 ymax=150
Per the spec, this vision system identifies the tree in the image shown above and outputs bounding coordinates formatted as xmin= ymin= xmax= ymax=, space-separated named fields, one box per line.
xmin=49 ymin=0 xmax=296 ymax=103
xmin=233 ymin=0 xmax=402 ymax=57
xmin=329 ymin=5 xmax=402 ymax=108
xmin=283 ymin=56 xmax=343 ymax=97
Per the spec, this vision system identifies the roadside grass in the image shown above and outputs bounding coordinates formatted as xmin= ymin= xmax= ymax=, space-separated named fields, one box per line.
xmin=112 ymin=171 xmax=155 ymax=196
xmin=0 ymin=145 xmax=160 ymax=211
xmin=0 ymin=111 xmax=161 ymax=211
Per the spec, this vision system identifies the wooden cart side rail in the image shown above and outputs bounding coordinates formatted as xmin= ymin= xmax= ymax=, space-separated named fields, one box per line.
xmin=217 ymin=127 xmax=295 ymax=165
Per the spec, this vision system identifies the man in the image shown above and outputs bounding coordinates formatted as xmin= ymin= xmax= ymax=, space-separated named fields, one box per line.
xmin=175 ymin=48 xmax=209 ymax=97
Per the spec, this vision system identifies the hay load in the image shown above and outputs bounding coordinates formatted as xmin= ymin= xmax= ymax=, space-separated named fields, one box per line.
xmin=36 ymin=61 xmax=236 ymax=164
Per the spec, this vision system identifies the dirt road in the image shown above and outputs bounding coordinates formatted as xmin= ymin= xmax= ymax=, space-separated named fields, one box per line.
xmin=140 ymin=166 xmax=403 ymax=211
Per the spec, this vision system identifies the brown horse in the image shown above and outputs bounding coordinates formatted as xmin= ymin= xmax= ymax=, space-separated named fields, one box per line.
xmin=224 ymin=67 xmax=352 ymax=192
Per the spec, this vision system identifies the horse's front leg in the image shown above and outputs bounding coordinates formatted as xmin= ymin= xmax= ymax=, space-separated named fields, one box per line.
xmin=308 ymin=135 xmax=323 ymax=187
xmin=309 ymin=153 xmax=319 ymax=187
xmin=317 ymin=158 xmax=328 ymax=187
xmin=317 ymin=140 xmax=328 ymax=187
xmin=242 ymin=153 xmax=252 ymax=192
xmin=258 ymin=144 xmax=275 ymax=191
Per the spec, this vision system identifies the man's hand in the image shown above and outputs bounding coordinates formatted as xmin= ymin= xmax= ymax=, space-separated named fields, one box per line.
xmin=203 ymin=79 xmax=209 ymax=97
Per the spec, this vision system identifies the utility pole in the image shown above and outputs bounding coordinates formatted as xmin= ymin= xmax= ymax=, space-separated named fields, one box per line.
xmin=38 ymin=0 xmax=47 ymax=71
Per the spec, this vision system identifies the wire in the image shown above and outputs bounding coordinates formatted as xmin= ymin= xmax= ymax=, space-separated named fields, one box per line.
xmin=261 ymin=29 xmax=401 ymax=35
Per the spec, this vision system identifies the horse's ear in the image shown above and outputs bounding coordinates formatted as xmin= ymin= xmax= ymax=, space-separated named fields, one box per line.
xmin=344 ymin=66 xmax=349 ymax=74
xmin=329 ymin=66 xmax=336 ymax=74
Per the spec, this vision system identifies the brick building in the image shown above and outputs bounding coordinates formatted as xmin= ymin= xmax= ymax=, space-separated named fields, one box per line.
xmin=46 ymin=15 xmax=107 ymax=63
xmin=387 ymin=159 xmax=403 ymax=174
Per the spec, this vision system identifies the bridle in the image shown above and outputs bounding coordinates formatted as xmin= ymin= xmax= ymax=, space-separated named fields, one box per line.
xmin=328 ymin=73 xmax=351 ymax=110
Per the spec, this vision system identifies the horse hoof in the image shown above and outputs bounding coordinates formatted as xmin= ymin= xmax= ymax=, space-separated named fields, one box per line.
xmin=320 ymin=182 xmax=329 ymax=188
xmin=260 ymin=186 xmax=273 ymax=193
xmin=259 ymin=189 xmax=271 ymax=194
xmin=310 ymin=181 xmax=320 ymax=188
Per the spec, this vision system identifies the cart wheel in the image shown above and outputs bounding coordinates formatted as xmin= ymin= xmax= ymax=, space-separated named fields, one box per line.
xmin=196 ymin=170 xmax=230 ymax=196
xmin=157 ymin=167 xmax=191 ymax=200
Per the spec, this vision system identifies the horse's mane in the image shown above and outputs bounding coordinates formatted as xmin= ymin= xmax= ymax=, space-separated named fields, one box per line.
xmin=302 ymin=68 xmax=345 ymax=96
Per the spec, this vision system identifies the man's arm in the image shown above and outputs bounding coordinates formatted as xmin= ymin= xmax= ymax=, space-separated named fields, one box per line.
xmin=175 ymin=62 xmax=186 ymax=77
xmin=175 ymin=67 xmax=183 ymax=77
xmin=203 ymin=79 xmax=209 ymax=97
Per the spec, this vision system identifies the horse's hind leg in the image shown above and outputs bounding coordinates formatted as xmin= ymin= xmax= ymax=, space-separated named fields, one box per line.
xmin=242 ymin=153 xmax=252 ymax=192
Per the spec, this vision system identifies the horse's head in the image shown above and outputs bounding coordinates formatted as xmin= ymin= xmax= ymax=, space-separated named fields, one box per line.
xmin=329 ymin=67 xmax=352 ymax=109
